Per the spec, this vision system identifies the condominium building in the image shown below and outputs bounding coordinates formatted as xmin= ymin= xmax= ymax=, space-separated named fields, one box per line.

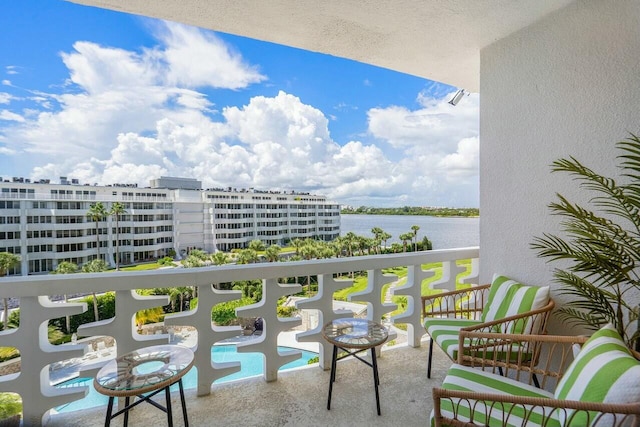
xmin=0 ymin=176 xmax=341 ymax=275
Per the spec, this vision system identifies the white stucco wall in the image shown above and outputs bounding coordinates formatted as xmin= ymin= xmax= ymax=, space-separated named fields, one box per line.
xmin=480 ymin=0 xmax=640 ymax=333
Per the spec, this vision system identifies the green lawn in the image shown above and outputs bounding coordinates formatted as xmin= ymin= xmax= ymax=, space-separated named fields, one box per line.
xmin=333 ymin=260 xmax=473 ymax=301
xmin=116 ymin=263 xmax=164 ymax=272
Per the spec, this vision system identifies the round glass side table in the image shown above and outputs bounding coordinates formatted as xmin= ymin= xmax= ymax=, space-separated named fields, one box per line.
xmin=94 ymin=344 xmax=194 ymax=427
xmin=322 ymin=318 xmax=389 ymax=415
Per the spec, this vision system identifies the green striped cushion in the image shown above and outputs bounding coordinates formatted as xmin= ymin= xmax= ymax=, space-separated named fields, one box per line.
xmin=423 ymin=318 xmax=481 ymax=359
xmin=481 ymin=274 xmax=550 ymax=333
xmin=434 ymin=364 xmax=558 ymax=427
xmin=424 ymin=318 xmax=531 ymax=363
xmin=554 ymin=324 xmax=640 ymax=426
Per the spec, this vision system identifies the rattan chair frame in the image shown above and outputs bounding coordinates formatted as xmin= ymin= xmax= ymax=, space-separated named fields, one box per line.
xmin=421 ymin=284 xmax=555 ymax=378
xmin=432 ymin=332 xmax=640 ymax=427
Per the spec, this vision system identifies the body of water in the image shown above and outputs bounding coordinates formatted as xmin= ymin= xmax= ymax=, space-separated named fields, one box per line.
xmin=340 ymin=214 xmax=478 ymax=249
xmin=54 ymin=345 xmax=317 ymax=414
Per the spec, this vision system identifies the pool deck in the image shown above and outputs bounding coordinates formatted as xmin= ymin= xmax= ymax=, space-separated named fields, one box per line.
xmin=49 ymin=329 xmax=319 ymax=385
xmin=46 ymin=330 xmax=451 ymax=427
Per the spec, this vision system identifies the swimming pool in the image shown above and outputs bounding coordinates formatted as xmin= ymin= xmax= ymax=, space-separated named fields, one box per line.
xmin=54 ymin=345 xmax=317 ymax=414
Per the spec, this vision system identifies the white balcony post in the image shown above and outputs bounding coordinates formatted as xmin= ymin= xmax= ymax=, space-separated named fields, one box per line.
xmin=0 ymin=296 xmax=86 ymax=426
xmin=164 ymin=285 xmax=244 ymax=396
xmin=295 ymin=274 xmax=354 ymax=370
xmin=391 ymin=264 xmax=435 ymax=347
xmin=236 ymin=278 xmax=302 ymax=382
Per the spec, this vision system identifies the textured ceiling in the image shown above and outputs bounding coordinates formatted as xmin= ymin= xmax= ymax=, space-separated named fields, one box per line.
xmin=68 ymin=0 xmax=575 ymax=91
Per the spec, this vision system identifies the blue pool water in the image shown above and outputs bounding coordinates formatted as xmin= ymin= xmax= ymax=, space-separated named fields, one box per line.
xmin=54 ymin=345 xmax=317 ymax=414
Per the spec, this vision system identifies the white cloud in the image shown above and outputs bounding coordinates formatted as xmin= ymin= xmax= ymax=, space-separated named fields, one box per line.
xmin=368 ymin=91 xmax=479 ymax=153
xmin=0 ymin=110 xmax=24 ymax=122
xmin=363 ymin=91 xmax=479 ymax=206
xmin=157 ymin=22 xmax=267 ymax=89
xmin=0 ymin=23 xmax=479 ymax=207
xmin=0 ymin=93 xmax=12 ymax=104
xmin=438 ymin=137 xmax=479 ymax=180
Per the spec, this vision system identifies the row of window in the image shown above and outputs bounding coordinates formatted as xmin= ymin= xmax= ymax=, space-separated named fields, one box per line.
xmin=56 ymin=230 xmax=84 ymax=238
xmin=27 ymin=230 xmax=53 ymax=238
xmin=0 ymin=231 xmax=20 ymax=239
xmin=2 ymin=188 xmax=35 ymax=198
xmin=215 ymin=223 xmax=253 ymax=229
xmin=0 ymin=201 xmax=20 ymax=209
xmin=28 ymin=244 xmax=53 ymax=253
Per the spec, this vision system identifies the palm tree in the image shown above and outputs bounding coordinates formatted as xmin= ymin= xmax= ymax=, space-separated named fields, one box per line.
xmin=265 ymin=245 xmax=281 ymax=262
xmin=248 ymin=239 xmax=265 ymax=252
xmin=53 ymin=261 xmax=78 ymax=274
xmin=381 ymin=232 xmax=392 ymax=252
xmin=189 ymin=249 xmax=208 ymax=261
xmin=400 ymin=232 xmax=414 ymax=252
xmin=371 ymin=227 xmax=383 ymax=253
xmin=82 ymin=258 xmax=108 ymax=322
xmin=299 ymin=243 xmax=318 ymax=291
xmin=109 ymin=202 xmax=127 ymax=270
xmin=52 ymin=261 xmax=79 ymax=332
xmin=211 ymin=251 xmax=230 ymax=266
xmin=411 ymin=225 xmax=420 ymax=252
xmin=344 ymin=232 xmax=357 ymax=257
xmin=181 ymin=255 xmax=204 ymax=268
xmin=0 ymin=252 xmax=20 ymax=328
xmin=169 ymin=287 xmax=192 ymax=312
xmin=291 ymin=238 xmax=304 ymax=255
xmin=237 ymin=249 xmax=258 ymax=264
xmin=87 ymin=202 xmax=108 ymax=262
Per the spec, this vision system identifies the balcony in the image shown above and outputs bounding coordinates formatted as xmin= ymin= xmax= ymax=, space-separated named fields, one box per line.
xmin=0 ymin=247 xmax=478 ymax=426
xmin=48 ymin=342 xmax=450 ymax=426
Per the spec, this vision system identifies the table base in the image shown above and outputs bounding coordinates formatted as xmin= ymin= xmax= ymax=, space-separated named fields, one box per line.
xmin=104 ymin=378 xmax=189 ymax=427
xmin=326 ymin=344 xmax=382 ymax=416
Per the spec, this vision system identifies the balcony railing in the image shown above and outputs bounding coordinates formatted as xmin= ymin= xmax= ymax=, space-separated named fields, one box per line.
xmin=0 ymin=247 xmax=479 ymax=425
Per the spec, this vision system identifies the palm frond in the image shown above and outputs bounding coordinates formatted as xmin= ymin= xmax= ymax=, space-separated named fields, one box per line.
xmin=556 ymin=307 xmax=607 ymax=331
xmin=533 ymin=134 xmax=640 ymax=347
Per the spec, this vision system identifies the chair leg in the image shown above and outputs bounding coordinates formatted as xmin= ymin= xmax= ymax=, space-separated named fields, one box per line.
xmin=427 ymin=338 xmax=434 ymax=378
xmin=532 ymin=373 xmax=540 ymax=389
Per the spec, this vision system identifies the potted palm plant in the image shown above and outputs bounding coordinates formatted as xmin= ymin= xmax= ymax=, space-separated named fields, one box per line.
xmin=531 ymin=134 xmax=640 ymax=347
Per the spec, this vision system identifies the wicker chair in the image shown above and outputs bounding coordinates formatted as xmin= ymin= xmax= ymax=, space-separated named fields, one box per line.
xmin=422 ymin=275 xmax=555 ymax=378
xmin=431 ymin=327 xmax=640 ymax=426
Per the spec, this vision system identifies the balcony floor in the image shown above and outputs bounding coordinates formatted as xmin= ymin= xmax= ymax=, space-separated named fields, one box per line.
xmin=48 ymin=340 xmax=451 ymax=426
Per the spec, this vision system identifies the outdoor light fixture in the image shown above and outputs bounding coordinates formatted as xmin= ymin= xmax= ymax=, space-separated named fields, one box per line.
xmin=448 ymin=89 xmax=466 ymax=106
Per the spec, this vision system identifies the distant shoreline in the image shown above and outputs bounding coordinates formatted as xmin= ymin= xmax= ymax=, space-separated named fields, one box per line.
xmin=340 ymin=208 xmax=479 ymax=218
xmin=341 ymin=212 xmax=479 ymax=217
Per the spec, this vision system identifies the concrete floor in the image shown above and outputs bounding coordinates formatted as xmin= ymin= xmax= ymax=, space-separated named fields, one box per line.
xmin=47 ymin=342 xmax=451 ymax=427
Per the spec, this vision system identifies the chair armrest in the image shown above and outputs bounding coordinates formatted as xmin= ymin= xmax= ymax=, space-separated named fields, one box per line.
xmin=433 ymin=388 xmax=640 ymax=427
xmin=422 ymin=284 xmax=490 ymax=320
xmin=457 ymin=326 xmax=581 ymax=390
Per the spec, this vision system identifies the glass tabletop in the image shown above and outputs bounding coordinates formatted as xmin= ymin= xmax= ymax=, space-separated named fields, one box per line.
xmin=322 ymin=318 xmax=388 ymax=349
xmin=94 ymin=344 xmax=194 ymax=396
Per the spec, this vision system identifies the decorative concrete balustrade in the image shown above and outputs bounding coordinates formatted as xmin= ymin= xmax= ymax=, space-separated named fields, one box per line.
xmin=0 ymin=247 xmax=479 ymax=425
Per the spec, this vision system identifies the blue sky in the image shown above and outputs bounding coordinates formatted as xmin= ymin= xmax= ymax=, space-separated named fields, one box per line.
xmin=0 ymin=0 xmax=479 ymax=207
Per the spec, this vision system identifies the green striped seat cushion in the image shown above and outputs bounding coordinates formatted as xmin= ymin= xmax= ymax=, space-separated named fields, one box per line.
xmin=423 ymin=318 xmax=481 ymax=359
xmin=481 ymin=274 xmax=550 ymax=334
xmin=424 ymin=317 xmax=531 ymax=363
xmin=554 ymin=324 xmax=640 ymax=426
xmin=432 ymin=364 xmax=558 ymax=427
